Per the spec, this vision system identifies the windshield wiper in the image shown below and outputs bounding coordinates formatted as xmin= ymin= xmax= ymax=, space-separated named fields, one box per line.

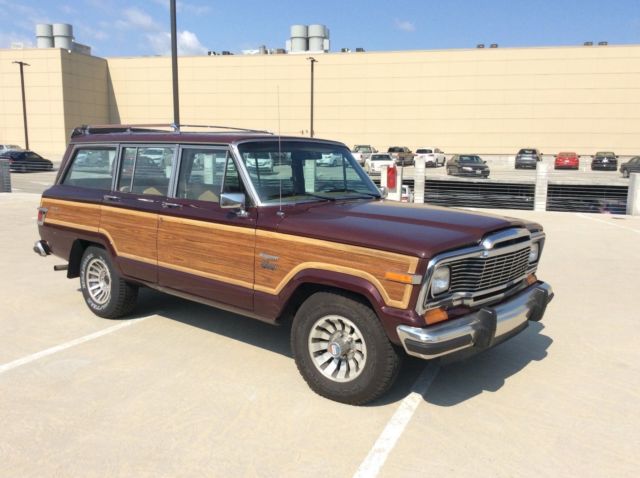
xmin=321 ymin=188 xmax=379 ymax=198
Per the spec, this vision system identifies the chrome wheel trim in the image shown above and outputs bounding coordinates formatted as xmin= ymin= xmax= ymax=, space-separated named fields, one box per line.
xmin=85 ymin=257 xmax=111 ymax=305
xmin=308 ymin=315 xmax=367 ymax=383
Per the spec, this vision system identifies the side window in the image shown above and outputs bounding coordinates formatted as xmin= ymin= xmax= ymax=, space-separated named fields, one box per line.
xmin=118 ymin=146 xmax=174 ymax=196
xmin=62 ymin=147 xmax=117 ymax=190
xmin=222 ymin=156 xmax=243 ymax=194
xmin=176 ymin=148 xmax=228 ymax=203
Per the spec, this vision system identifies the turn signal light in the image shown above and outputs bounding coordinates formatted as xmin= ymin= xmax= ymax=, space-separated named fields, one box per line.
xmin=384 ymin=272 xmax=421 ymax=285
xmin=424 ymin=308 xmax=448 ymax=325
xmin=526 ymin=273 xmax=538 ymax=286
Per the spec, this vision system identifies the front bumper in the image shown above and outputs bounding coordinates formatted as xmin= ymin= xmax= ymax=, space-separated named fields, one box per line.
xmin=397 ymin=282 xmax=553 ymax=361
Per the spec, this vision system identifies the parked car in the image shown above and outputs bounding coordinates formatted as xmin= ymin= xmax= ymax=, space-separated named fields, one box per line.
xmin=0 ymin=144 xmax=23 ymax=154
xmin=245 ymin=153 xmax=275 ymax=173
xmin=515 ymin=148 xmax=542 ymax=169
xmin=315 ymin=153 xmax=341 ymax=167
xmin=34 ymin=124 xmax=552 ymax=405
xmin=446 ymin=154 xmax=490 ymax=178
xmin=554 ymin=152 xmax=579 ymax=170
xmin=0 ymin=150 xmax=53 ymax=172
xmin=620 ymin=156 xmax=640 ymax=178
xmin=400 ymin=185 xmax=414 ymax=203
xmin=351 ymin=145 xmax=377 ymax=166
xmin=591 ymin=151 xmax=618 ymax=171
xmin=387 ymin=146 xmax=415 ymax=166
xmin=415 ymin=147 xmax=446 ymax=167
xmin=364 ymin=153 xmax=395 ymax=174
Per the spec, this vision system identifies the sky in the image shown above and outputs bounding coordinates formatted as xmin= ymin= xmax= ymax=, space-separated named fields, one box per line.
xmin=1 ymin=0 xmax=639 ymax=57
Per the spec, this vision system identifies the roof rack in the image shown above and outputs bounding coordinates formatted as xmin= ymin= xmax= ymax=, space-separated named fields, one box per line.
xmin=71 ymin=123 xmax=273 ymax=137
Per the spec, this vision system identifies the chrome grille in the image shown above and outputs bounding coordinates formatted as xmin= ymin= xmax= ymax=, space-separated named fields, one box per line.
xmin=447 ymin=246 xmax=530 ymax=293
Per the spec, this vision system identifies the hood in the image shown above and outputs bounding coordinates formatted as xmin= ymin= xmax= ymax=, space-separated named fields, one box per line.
xmin=275 ymin=200 xmax=529 ymax=259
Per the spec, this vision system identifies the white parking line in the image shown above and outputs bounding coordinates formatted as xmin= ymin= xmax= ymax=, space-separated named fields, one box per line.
xmin=0 ymin=318 xmax=147 ymax=375
xmin=577 ymin=213 xmax=640 ymax=234
xmin=354 ymin=363 xmax=440 ymax=478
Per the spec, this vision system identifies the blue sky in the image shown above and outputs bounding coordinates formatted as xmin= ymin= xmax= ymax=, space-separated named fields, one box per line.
xmin=1 ymin=0 xmax=639 ymax=56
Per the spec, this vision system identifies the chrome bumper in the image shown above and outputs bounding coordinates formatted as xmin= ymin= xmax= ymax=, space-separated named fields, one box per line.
xmin=397 ymin=282 xmax=553 ymax=361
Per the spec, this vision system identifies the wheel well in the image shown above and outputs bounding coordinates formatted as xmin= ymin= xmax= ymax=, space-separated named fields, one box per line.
xmin=68 ymin=240 xmax=103 ymax=278
xmin=278 ymin=283 xmax=375 ymax=325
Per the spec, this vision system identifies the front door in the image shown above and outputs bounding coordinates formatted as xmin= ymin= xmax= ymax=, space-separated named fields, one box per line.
xmin=157 ymin=146 xmax=256 ymax=311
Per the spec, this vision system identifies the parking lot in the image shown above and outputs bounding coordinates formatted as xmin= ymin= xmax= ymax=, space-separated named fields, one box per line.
xmin=1 ymin=189 xmax=639 ymax=477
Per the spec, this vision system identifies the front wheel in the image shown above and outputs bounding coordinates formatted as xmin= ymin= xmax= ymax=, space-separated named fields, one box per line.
xmin=80 ymin=246 xmax=138 ymax=319
xmin=291 ymin=291 xmax=401 ymax=405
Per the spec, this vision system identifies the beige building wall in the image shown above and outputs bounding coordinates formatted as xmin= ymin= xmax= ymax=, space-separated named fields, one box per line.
xmin=106 ymin=45 xmax=640 ymax=156
xmin=0 ymin=49 xmax=109 ymax=160
xmin=2 ymin=45 xmax=640 ymax=158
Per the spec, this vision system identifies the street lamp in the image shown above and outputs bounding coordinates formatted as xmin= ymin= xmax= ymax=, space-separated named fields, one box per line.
xmin=170 ymin=0 xmax=180 ymax=128
xmin=12 ymin=61 xmax=30 ymax=150
xmin=306 ymin=57 xmax=317 ymax=138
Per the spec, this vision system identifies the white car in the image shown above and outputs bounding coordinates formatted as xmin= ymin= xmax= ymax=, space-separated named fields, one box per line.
xmin=0 ymin=144 xmax=23 ymax=154
xmin=316 ymin=153 xmax=341 ymax=167
xmin=365 ymin=153 xmax=395 ymax=174
xmin=415 ymin=147 xmax=446 ymax=167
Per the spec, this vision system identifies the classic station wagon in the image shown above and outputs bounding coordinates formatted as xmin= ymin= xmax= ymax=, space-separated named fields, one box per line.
xmin=34 ymin=125 xmax=553 ymax=405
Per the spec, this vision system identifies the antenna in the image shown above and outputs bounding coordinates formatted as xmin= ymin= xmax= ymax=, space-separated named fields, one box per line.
xmin=277 ymin=85 xmax=284 ymax=216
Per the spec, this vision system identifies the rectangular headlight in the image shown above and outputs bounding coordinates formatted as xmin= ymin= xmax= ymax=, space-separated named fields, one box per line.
xmin=431 ymin=266 xmax=450 ymax=295
xmin=529 ymin=242 xmax=540 ymax=263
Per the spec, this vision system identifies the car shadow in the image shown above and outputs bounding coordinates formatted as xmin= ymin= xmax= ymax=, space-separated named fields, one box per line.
xmin=423 ymin=321 xmax=552 ymax=407
xmin=124 ymin=289 xmax=551 ymax=407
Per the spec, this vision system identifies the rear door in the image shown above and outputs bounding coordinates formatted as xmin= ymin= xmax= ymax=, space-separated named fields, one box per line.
xmin=157 ymin=146 xmax=257 ymax=311
xmin=99 ymin=144 xmax=177 ymax=283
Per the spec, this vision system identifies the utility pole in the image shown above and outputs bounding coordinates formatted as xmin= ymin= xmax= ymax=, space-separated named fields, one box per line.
xmin=307 ymin=57 xmax=317 ymax=138
xmin=12 ymin=61 xmax=30 ymax=149
xmin=170 ymin=0 xmax=180 ymax=128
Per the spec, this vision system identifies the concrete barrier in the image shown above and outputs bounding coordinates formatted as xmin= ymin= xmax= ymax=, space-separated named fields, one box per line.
xmin=0 ymin=159 xmax=12 ymax=193
xmin=627 ymin=173 xmax=640 ymax=215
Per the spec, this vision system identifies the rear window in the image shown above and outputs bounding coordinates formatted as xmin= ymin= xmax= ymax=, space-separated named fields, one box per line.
xmin=62 ymin=147 xmax=117 ymax=190
xmin=371 ymin=154 xmax=391 ymax=161
xmin=518 ymin=149 xmax=536 ymax=155
xmin=416 ymin=149 xmax=433 ymax=154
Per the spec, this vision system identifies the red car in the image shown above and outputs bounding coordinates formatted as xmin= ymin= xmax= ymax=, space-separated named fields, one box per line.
xmin=555 ymin=152 xmax=579 ymax=170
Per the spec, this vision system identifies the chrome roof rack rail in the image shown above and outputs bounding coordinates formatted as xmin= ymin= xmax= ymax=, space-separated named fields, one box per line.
xmin=71 ymin=123 xmax=273 ymax=137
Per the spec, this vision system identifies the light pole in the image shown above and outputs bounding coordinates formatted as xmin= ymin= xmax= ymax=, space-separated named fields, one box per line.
xmin=170 ymin=0 xmax=180 ymax=128
xmin=307 ymin=57 xmax=317 ymax=138
xmin=12 ymin=61 xmax=30 ymax=149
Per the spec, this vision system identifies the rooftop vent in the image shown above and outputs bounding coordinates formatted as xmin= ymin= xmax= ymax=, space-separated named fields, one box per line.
xmin=598 ymin=41 xmax=608 ymax=46
xmin=476 ymin=43 xmax=485 ymax=48
xmin=355 ymin=47 xmax=365 ymax=52
xmin=583 ymin=41 xmax=593 ymax=46
xmin=490 ymin=43 xmax=498 ymax=48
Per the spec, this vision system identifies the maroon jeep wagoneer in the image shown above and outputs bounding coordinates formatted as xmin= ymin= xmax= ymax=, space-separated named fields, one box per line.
xmin=34 ymin=125 xmax=553 ymax=405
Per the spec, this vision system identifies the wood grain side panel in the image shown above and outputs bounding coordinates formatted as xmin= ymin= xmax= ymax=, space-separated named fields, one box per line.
xmin=99 ymin=207 xmax=157 ymax=264
xmin=42 ymin=198 xmax=101 ymax=231
xmin=254 ymin=231 xmax=419 ymax=308
xmin=157 ymin=216 xmax=255 ymax=287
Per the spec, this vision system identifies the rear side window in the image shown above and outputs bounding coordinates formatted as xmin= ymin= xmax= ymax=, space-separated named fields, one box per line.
xmin=118 ymin=146 xmax=175 ymax=196
xmin=62 ymin=147 xmax=117 ymax=190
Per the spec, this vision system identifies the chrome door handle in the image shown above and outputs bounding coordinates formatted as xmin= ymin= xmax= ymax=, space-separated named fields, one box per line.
xmin=103 ymin=195 xmax=120 ymax=202
xmin=162 ymin=202 xmax=182 ymax=209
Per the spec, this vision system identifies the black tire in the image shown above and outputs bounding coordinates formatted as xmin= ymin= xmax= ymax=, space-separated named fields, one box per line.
xmin=290 ymin=291 xmax=401 ymax=405
xmin=446 ymin=167 xmax=453 ymax=176
xmin=79 ymin=246 xmax=138 ymax=319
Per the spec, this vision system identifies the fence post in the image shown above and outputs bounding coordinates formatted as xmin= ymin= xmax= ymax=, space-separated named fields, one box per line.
xmin=414 ymin=156 xmax=425 ymax=203
xmin=627 ymin=173 xmax=640 ymax=216
xmin=534 ymin=163 xmax=548 ymax=211
xmin=0 ymin=159 xmax=12 ymax=193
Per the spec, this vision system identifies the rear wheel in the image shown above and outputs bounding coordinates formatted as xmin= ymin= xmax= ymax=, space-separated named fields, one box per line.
xmin=80 ymin=246 xmax=138 ymax=319
xmin=291 ymin=291 xmax=401 ymax=405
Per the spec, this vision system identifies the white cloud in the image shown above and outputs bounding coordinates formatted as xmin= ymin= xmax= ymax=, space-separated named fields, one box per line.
xmin=146 ymin=30 xmax=208 ymax=56
xmin=0 ymin=31 xmax=34 ymax=49
xmin=394 ymin=19 xmax=416 ymax=32
xmin=120 ymin=7 xmax=158 ymax=30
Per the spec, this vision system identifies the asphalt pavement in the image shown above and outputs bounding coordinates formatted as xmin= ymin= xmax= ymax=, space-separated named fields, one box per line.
xmin=1 ymin=188 xmax=639 ymax=477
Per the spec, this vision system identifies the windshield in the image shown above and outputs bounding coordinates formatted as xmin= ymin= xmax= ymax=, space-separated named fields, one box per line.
xmin=238 ymin=141 xmax=380 ymax=204
xmin=518 ymin=149 xmax=536 ymax=155
xmin=596 ymin=152 xmax=615 ymax=157
xmin=459 ymin=155 xmax=482 ymax=163
xmin=371 ymin=154 xmax=392 ymax=161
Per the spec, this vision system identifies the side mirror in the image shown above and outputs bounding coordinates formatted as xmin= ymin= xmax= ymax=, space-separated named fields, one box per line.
xmin=378 ymin=186 xmax=388 ymax=199
xmin=220 ymin=192 xmax=249 ymax=217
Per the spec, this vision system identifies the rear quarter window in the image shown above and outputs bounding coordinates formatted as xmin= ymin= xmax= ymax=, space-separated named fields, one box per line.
xmin=62 ymin=147 xmax=117 ymax=190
